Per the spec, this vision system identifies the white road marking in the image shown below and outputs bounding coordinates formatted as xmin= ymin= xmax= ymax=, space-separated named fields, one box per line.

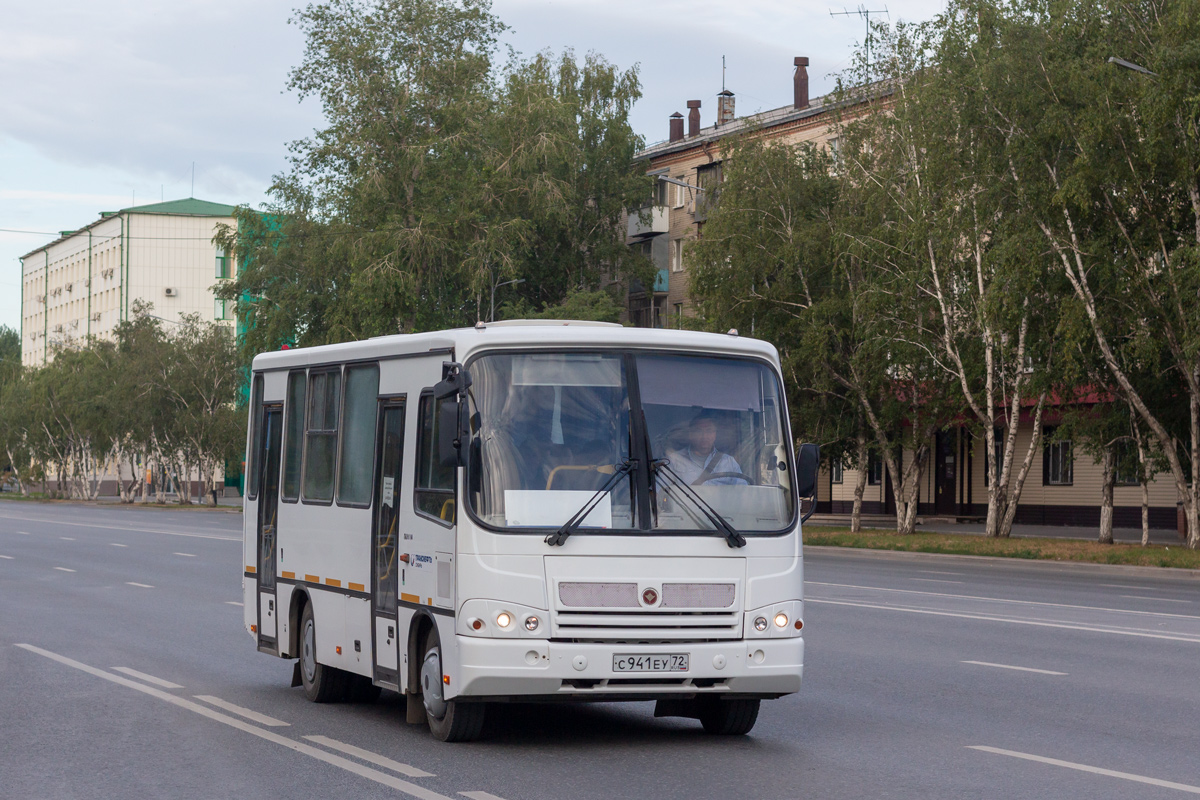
xmin=808 ymin=581 xmax=1200 ymax=621
xmin=961 ymin=660 xmax=1067 ymax=676
xmin=0 ymin=555 xmax=12 ymax=559
xmin=1101 ymin=583 xmax=1150 ymax=590
xmin=304 ymin=735 xmax=434 ymax=777
xmin=113 ymin=667 xmax=184 ymax=689
xmin=806 ymin=598 xmax=1200 ymax=644
xmin=461 ymin=793 xmax=510 ymax=800
xmin=16 ymin=531 xmax=30 ymax=535
xmin=920 ymin=570 xmax=964 ymax=576
xmin=194 ymin=695 xmax=289 ymax=727
xmin=912 ymin=578 xmax=964 ymax=584
xmin=54 ymin=567 xmax=75 ymax=572
xmin=1122 ymin=595 xmax=1192 ymax=604
xmin=225 ymin=601 xmax=243 ymax=606
xmin=60 ymin=536 xmax=75 ymax=541
xmin=968 ymin=745 xmax=1200 ymax=795
xmin=0 ymin=513 xmax=237 ymax=541
xmin=14 ymin=645 xmax=453 ymax=800
xmin=126 ymin=582 xmax=154 ymax=589
xmin=110 ymin=543 xmax=127 ymax=547
xmin=174 ymin=552 xmax=197 ymax=557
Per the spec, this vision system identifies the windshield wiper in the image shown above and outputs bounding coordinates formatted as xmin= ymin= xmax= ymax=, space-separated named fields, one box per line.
xmin=545 ymin=460 xmax=637 ymax=547
xmin=654 ymin=461 xmax=747 ymax=549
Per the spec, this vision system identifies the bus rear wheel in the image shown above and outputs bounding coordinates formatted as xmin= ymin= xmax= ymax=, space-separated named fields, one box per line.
xmin=698 ymin=698 xmax=760 ymax=735
xmin=420 ymin=630 xmax=485 ymax=742
xmin=299 ymin=603 xmax=345 ymax=703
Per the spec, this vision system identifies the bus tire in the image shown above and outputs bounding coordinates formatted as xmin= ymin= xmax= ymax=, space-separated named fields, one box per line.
xmin=698 ymin=698 xmax=760 ymax=735
xmin=299 ymin=603 xmax=344 ymax=703
xmin=421 ymin=630 xmax=485 ymax=742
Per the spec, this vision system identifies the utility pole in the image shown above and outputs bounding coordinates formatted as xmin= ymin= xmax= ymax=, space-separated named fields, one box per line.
xmin=830 ymin=4 xmax=889 ymax=67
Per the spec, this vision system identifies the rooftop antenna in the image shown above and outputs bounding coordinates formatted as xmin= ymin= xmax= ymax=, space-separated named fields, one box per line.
xmin=191 ymin=162 xmax=195 ymax=198
xmin=830 ymin=4 xmax=889 ymax=67
xmin=722 ymin=55 xmax=726 ymax=92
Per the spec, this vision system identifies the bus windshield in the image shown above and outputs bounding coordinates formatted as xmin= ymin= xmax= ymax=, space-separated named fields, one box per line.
xmin=467 ymin=351 xmax=794 ymax=534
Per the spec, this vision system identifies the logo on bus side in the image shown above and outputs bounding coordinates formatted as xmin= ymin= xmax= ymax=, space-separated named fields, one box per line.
xmin=411 ymin=554 xmax=433 ymax=569
xmin=641 ymin=587 xmax=659 ymax=606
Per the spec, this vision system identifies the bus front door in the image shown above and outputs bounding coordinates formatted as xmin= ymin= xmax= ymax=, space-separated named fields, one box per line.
xmin=371 ymin=400 xmax=405 ymax=688
xmin=256 ymin=405 xmax=282 ymax=649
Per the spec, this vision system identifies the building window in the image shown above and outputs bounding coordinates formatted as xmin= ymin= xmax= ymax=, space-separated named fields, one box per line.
xmin=1114 ymin=440 xmax=1140 ymax=486
xmin=831 ymin=459 xmax=844 ymax=484
xmin=215 ymin=247 xmax=231 ymax=279
xmin=415 ymin=392 xmax=456 ymax=524
xmin=337 ymin=364 xmax=379 ymax=506
xmin=1043 ymin=428 xmax=1072 ymax=486
xmin=214 ymin=298 xmax=228 ymax=320
xmin=867 ymin=452 xmax=883 ymax=486
xmin=672 ymin=177 xmax=686 ymax=209
xmin=671 ymin=239 xmax=684 ymax=272
xmin=652 ymin=174 xmax=669 ymax=206
xmin=674 ymin=302 xmax=683 ymax=328
xmin=303 ymin=369 xmax=342 ymax=503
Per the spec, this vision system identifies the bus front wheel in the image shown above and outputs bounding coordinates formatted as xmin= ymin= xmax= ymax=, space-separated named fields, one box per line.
xmin=698 ymin=698 xmax=760 ymax=735
xmin=420 ymin=630 xmax=485 ymax=742
xmin=299 ymin=603 xmax=345 ymax=703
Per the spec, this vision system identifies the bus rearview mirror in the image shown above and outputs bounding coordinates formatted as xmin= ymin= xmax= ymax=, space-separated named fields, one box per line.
xmin=796 ymin=443 xmax=820 ymax=499
xmin=438 ymin=399 xmax=461 ymax=468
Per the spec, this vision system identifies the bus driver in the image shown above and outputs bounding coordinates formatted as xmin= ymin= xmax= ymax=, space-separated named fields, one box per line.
xmin=667 ymin=413 xmax=748 ymax=486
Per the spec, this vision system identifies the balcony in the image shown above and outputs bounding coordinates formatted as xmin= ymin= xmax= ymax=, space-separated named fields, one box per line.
xmin=627 ymin=205 xmax=669 ymax=238
xmin=630 ymin=269 xmax=669 ymax=296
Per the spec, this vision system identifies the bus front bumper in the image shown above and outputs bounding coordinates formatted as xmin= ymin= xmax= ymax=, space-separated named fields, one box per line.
xmin=451 ymin=636 xmax=803 ymax=700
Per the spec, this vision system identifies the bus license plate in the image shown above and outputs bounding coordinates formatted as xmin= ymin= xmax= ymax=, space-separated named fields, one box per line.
xmin=612 ymin=654 xmax=689 ymax=672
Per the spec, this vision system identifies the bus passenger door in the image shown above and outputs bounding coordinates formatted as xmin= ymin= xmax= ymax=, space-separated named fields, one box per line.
xmin=256 ymin=405 xmax=283 ymax=649
xmin=371 ymin=400 xmax=405 ymax=688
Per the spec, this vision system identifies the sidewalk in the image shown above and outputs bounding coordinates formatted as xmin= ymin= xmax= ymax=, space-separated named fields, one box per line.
xmin=805 ymin=513 xmax=1186 ymax=545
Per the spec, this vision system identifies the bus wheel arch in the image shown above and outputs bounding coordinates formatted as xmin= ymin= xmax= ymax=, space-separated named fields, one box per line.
xmin=406 ymin=612 xmax=436 ymax=696
xmin=287 ymin=588 xmax=310 ymax=659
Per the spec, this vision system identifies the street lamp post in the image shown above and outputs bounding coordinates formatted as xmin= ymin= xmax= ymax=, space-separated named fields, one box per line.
xmin=490 ymin=278 xmax=525 ymax=322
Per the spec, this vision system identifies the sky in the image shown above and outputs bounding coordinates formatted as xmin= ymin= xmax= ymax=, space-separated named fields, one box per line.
xmin=0 ymin=0 xmax=947 ymax=334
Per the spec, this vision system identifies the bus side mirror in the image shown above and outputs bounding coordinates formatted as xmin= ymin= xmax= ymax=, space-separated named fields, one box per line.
xmin=438 ymin=399 xmax=461 ymax=468
xmin=796 ymin=443 xmax=820 ymax=499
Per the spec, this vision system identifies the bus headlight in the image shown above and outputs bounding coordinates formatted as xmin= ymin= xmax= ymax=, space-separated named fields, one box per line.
xmin=459 ymin=599 xmax=549 ymax=638
xmin=754 ymin=617 xmax=768 ymax=632
xmin=496 ymin=612 xmax=513 ymax=629
xmin=774 ymin=612 xmax=789 ymax=628
xmin=524 ymin=615 xmax=540 ymax=631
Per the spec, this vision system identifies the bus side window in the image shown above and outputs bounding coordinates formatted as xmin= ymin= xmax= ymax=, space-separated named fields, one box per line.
xmin=303 ymin=369 xmax=341 ymax=504
xmin=282 ymin=370 xmax=306 ymax=502
xmin=246 ymin=374 xmax=264 ymax=501
xmin=337 ymin=364 xmax=379 ymax=506
xmin=415 ymin=391 xmax=456 ymax=524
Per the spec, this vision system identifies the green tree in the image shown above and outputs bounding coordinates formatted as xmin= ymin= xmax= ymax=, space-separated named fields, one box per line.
xmin=218 ymin=0 xmax=649 ymax=364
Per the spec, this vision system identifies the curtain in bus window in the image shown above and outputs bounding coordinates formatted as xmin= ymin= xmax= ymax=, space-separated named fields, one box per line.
xmin=283 ymin=372 xmax=306 ymax=501
xmin=338 ymin=365 xmax=379 ymax=505
xmin=304 ymin=369 xmax=341 ymax=502
xmin=415 ymin=394 xmax=456 ymax=521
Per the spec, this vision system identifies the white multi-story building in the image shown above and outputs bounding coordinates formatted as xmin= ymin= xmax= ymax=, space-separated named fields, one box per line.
xmin=19 ymin=197 xmax=238 ymax=366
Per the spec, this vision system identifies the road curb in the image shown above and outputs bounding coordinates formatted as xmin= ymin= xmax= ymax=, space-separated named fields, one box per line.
xmin=803 ymin=544 xmax=1200 ymax=580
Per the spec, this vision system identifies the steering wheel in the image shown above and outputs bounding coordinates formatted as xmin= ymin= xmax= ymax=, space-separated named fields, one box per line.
xmin=695 ymin=471 xmax=754 ymax=485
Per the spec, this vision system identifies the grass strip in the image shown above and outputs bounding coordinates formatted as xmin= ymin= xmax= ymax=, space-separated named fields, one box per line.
xmin=803 ymin=526 xmax=1200 ymax=570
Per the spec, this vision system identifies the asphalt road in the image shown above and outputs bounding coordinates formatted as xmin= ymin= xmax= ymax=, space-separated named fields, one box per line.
xmin=2 ymin=500 xmax=1198 ymax=800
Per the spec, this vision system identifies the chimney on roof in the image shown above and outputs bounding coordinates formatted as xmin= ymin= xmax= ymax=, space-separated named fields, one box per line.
xmin=687 ymin=100 xmax=701 ymax=136
xmin=717 ymin=90 xmax=735 ymax=126
xmin=794 ymin=57 xmax=810 ymax=110
xmin=669 ymin=112 xmax=684 ymax=142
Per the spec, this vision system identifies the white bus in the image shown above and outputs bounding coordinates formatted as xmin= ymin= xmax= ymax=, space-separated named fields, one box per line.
xmin=242 ymin=321 xmax=818 ymax=741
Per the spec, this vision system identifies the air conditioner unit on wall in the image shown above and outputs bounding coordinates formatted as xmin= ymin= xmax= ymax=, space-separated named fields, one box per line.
xmin=164 ymin=287 xmax=177 ymax=297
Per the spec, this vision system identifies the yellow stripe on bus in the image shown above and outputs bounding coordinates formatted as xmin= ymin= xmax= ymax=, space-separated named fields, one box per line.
xmin=348 ymin=583 xmax=365 ymax=592
xmin=245 ymin=566 xmax=256 ymax=574
xmin=400 ymin=592 xmax=420 ymax=604
xmin=281 ymin=571 xmax=295 ymax=580
xmin=325 ymin=578 xmax=342 ymax=588
xmin=305 ymin=574 xmax=319 ymax=583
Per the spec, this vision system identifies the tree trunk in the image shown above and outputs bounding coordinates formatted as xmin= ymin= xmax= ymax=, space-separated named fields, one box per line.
xmin=1134 ymin=426 xmax=1149 ymax=547
xmin=1099 ymin=445 xmax=1115 ymax=545
xmin=851 ymin=427 xmax=867 ymax=534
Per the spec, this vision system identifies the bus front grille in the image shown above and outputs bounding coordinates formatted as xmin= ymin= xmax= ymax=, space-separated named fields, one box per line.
xmin=551 ymin=610 xmax=742 ymax=641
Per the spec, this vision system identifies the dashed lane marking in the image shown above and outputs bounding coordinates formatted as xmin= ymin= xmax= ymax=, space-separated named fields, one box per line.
xmin=113 ymin=667 xmax=184 ymax=689
xmin=14 ymin=645 xmax=455 ymax=800
xmin=53 ymin=567 xmax=75 ymax=573
xmin=961 ymin=660 xmax=1067 ymax=676
xmin=60 ymin=537 xmax=75 ymax=541
xmin=304 ymin=735 xmax=434 ymax=777
xmin=110 ymin=543 xmax=128 ymax=547
xmin=194 ymin=695 xmax=289 ymax=727
xmin=174 ymin=553 xmax=197 ymax=557
xmin=126 ymin=582 xmax=154 ymax=589
xmin=0 ymin=513 xmax=238 ymax=541
xmin=16 ymin=531 xmax=29 ymax=535
xmin=460 ymin=793 xmax=511 ymax=800
xmin=225 ymin=601 xmax=243 ymax=606
xmin=0 ymin=555 xmax=12 ymax=559
xmin=1121 ymin=595 xmax=1192 ymax=604
xmin=968 ymin=745 xmax=1200 ymax=795
xmin=911 ymin=578 xmax=964 ymax=584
